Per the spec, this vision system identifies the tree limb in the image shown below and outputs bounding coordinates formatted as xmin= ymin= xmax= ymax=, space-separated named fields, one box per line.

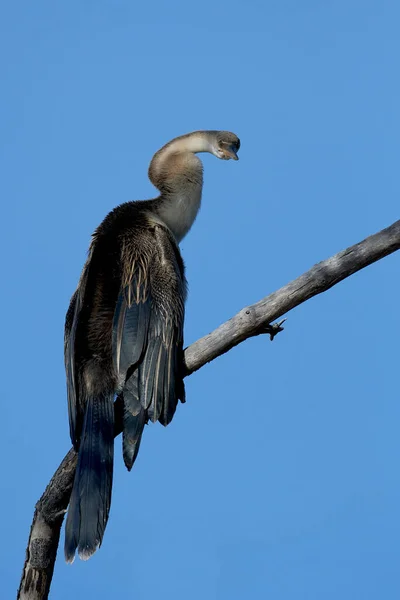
xmin=18 ymin=219 xmax=400 ymax=600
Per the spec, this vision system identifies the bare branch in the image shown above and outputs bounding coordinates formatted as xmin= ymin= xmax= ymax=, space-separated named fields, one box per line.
xmin=184 ymin=219 xmax=400 ymax=374
xmin=18 ymin=219 xmax=400 ymax=600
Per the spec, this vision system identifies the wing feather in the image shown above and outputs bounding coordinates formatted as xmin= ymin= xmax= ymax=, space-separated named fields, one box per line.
xmin=112 ymin=226 xmax=186 ymax=469
xmin=112 ymin=281 xmax=150 ymax=381
xmin=122 ymin=371 xmax=147 ymax=470
xmin=65 ymin=289 xmax=82 ymax=448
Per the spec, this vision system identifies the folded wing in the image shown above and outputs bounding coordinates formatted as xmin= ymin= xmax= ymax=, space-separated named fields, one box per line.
xmin=113 ymin=226 xmax=186 ymax=470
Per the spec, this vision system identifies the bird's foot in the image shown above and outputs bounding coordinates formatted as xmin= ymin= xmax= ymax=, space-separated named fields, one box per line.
xmin=257 ymin=319 xmax=286 ymax=341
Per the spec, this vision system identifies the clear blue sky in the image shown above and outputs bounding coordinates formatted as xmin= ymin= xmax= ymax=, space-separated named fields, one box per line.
xmin=2 ymin=2 xmax=400 ymax=598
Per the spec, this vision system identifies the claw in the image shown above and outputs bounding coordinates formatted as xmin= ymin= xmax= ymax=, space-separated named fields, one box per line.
xmin=259 ymin=318 xmax=286 ymax=341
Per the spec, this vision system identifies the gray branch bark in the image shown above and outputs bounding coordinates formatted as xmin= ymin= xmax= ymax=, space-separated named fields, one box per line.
xmin=18 ymin=219 xmax=400 ymax=600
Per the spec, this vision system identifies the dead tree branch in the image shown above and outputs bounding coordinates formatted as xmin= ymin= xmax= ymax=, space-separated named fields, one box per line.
xmin=18 ymin=219 xmax=400 ymax=600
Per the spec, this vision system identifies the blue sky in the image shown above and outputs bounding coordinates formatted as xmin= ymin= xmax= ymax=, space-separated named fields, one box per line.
xmin=2 ymin=1 xmax=400 ymax=598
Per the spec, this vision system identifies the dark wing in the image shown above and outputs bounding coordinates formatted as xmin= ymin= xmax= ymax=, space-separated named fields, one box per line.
xmin=64 ymin=241 xmax=116 ymax=562
xmin=112 ymin=226 xmax=186 ymax=470
xmin=65 ymin=288 xmax=81 ymax=449
xmin=64 ymin=256 xmax=92 ymax=450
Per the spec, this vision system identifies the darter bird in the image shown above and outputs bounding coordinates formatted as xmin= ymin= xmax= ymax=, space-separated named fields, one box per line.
xmin=64 ymin=130 xmax=240 ymax=562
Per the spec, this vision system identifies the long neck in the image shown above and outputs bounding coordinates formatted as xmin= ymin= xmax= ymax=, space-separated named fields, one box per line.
xmin=147 ymin=132 xmax=213 ymax=243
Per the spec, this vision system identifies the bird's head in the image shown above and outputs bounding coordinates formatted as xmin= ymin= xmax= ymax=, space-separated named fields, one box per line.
xmin=210 ymin=131 xmax=241 ymax=161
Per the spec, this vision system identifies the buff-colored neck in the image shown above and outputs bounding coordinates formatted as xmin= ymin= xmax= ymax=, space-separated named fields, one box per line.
xmin=148 ymin=131 xmax=214 ymax=189
xmin=147 ymin=131 xmax=215 ymax=243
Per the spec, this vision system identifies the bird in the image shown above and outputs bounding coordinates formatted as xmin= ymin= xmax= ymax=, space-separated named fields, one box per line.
xmin=64 ymin=130 xmax=240 ymax=563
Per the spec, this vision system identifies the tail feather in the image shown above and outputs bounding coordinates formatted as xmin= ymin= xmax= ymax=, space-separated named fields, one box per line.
xmin=65 ymin=394 xmax=114 ymax=563
xmin=123 ymin=372 xmax=146 ymax=470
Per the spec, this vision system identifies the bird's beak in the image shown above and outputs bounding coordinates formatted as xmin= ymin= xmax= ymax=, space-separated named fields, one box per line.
xmin=226 ymin=145 xmax=239 ymax=160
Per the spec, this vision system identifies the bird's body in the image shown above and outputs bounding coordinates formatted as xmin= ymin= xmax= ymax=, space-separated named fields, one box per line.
xmin=64 ymin=130 xmax=240 ymax=562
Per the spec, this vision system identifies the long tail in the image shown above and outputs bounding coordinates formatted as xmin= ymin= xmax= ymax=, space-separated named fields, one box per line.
xmin=65 ymin=394 xmax=114 ymax=563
